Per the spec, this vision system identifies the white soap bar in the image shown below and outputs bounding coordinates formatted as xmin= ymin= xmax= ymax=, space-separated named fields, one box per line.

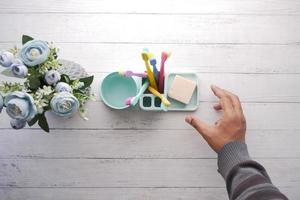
xmin=168 ymin=75 xmax=197 ymax=104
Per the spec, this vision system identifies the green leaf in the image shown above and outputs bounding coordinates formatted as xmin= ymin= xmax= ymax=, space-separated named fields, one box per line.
xmin=28 ymin=75 xmax=41 ymax=90
xmin=53 ymin=52 xmax=58 ymax=59
xmin=79 ymin=76 xmax=94 ymax=88
xmin=43 ymin=105 xmax=51 ymax=112
xmin=28 ymin=114 xmax=40 ymax=126
xmin=1 ymin=68 xmax=26 ymax=79
xmin=73 ymin=89 xmax=84 ymax=94
xmin=1 ymin=69 xmax=13 ymax=77
xmin=38 ymin=113 xmax=50 ymax=133
xmin=22 ymin=35 xmax=34 ymax=45
xmin=61 ymin=74 xmax=71 ymax=84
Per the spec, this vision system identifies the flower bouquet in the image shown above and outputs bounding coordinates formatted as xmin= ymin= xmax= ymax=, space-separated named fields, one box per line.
xmin=0 ymin=35 xmax=94 ymax=132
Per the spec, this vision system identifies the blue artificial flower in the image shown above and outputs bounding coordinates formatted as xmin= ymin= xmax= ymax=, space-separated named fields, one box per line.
xmin=18 ymin=40 xmax=50 ymax=66
xmin=45 ymin=70 xmax=61 ymax=85
xmin=55 ymin=82 xmax=72 ymax=93
xmin=50 ymin=92 xmax=79 ymax=117
xmin=10 ymin=119 xmax=27 ymax=129
xmin=4 ymin=91 xmax=37 ymax=121
xmin=11 ymin=63 xmax=28 ymax=78
xmin=0 ymin=51 xmax=14 ymax=67
xmin=0 ymin=93 xmax=3 ymax=113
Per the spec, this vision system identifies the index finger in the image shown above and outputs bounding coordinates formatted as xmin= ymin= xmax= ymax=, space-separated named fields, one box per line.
xmin=211 ymin=85 xmax=227 ymax=99
xmin=211 ymin=85 xmax=234 ymax=115
xmin=223 ymin=89 xmax=244 ymax=116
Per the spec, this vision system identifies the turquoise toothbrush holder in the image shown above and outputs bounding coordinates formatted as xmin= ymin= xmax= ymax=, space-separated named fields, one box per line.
xmin=139 ymin=73 xmax=199 ymax=111
xmin=100 ymin=72 xmax=199 ymax=111
xmin=139 ymin=77 xmax=164 ymax=111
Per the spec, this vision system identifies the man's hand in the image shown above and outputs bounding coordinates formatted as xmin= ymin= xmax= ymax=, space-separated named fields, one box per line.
xmin=185 ymin=85 xmax=246 ymax=152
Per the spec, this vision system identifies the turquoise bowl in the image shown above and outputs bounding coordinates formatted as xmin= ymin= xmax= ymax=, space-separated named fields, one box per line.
xmin=100 ymin=72 xmax=138 ymax=109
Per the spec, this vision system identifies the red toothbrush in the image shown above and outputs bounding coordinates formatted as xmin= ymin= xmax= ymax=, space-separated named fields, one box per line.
xmin=158 ymin=51 xmax=171 ymax=93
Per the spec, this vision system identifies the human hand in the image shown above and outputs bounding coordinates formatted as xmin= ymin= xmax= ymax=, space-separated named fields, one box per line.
xmin=185 ymin=85 xmax=246 ymax=152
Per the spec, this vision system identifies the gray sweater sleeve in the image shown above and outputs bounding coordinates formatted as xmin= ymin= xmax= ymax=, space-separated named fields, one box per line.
xmin=217 ymin=141 xmax=288 ymax=200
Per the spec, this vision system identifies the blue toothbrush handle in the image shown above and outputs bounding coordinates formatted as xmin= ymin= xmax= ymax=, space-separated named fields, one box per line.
xmin=152 ymin=65 xmax=160 ymax=84
xmin=131 ymin=81 xmax=149 ymax=106
xmin=149 ymin=58 xmax=159 ymax=84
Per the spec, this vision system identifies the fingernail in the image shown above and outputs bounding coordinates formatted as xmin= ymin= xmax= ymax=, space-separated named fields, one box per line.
xmin=185 ymin=116 xmax=192 ymax=123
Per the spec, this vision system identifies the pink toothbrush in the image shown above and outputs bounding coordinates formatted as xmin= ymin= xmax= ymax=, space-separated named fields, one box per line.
xmin=119 ymin=70 xmax=147 ymax=78
xmin=158 ymin=52 xmax=171 ymax=93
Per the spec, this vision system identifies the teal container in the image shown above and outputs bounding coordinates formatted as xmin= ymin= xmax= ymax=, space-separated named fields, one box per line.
xmin=139 ymin=73 xmax=199 ymax=111
xmin=165 ymin=73 xmax=199 ymax=111
xmin=100 ymin=72 xmax=138 ymax=109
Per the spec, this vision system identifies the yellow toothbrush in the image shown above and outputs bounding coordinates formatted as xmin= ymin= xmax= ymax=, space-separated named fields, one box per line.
xmin=148 ymin=86 xmax=171 ymax=107
xmin=141 ymin=52 xmax=158 ymax=90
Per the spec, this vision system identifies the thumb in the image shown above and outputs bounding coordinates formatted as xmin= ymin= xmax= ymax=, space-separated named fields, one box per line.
xmin=185 ymin=115 xmax=210 ymax=137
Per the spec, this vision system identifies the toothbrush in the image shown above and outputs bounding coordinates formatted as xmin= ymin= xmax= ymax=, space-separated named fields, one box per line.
xmin=148 ymin=86 xmax=171 ymax=107
xmin=143 ymin=48 xmax=155 ymax=58
xmin=158 ymin=51 xmax=171 ymax=93
xmin=119 ymin=70 xmax=147 ymax=78
xmin=149 ymin=58 xmax=159 ymax=84
xmin=143 ymin=48 xmax=158 ymax=82
xmin=141 ymin=52 xmax=158 ymax=90
xmin=125 ymin=81 xmax=149 ymax=106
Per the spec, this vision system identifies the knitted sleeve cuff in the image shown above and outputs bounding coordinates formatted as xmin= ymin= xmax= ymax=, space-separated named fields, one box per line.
xmin=217 ymin=141 xmax=251 ymax=179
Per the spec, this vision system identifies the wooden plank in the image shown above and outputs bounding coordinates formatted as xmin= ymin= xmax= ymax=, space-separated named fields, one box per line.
xmin=1 ymin=72 xmax=299 ymax=102
xmin=0 ymin=187 xmax=297 ymax=200
xmin=0 ymin=159 xmax=299 ymax=187
xmin=1 ymin=43 xmax=300 ymax=74
xmin=0 ymin=14 xmax=300 ymax=44
xmin=79 ymin=73 xmax=300 ymax=102
xmin=0 ymin=129 xmax=298 ymax=159
xmin=35 ymin=43 xmax=300 ymax=74
xmin=0 ymin=102 xmax=299 ymax=130
xmin=1 ymin=0 xmax=300 ymax=15
xmin=0 ymin=188 xmax=228 ymax=200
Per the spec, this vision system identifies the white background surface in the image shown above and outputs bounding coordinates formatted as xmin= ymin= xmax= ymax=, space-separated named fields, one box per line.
xmin=0 ymin=0 xmax=300 ymax=199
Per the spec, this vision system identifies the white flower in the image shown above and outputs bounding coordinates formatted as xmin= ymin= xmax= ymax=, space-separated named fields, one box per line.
xmin=74 ymin=81 xmax=84 ymax=90
xmin=34 ymin=98 xmax=48 ymax=114
xmin=32 ymin=86 xmax=53 ymax=114
xmin=35 ymin=86 xmax=53 ymax=98
xmin=40 ymin=85 xmax=53 ymax=96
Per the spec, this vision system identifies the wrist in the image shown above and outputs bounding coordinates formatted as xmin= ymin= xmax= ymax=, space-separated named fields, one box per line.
xmin=217 ymin=140 xmax=251 ymax=179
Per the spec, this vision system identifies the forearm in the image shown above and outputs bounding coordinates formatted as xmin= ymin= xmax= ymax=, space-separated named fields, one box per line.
xmin=217 ymin=141 xmax=288 ymax=200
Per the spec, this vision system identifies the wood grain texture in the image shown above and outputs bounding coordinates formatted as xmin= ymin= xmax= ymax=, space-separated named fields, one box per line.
xmin=1 ymin=0 xmax=300 ymax=199
xmin=1 ymin=0 xmax=300 ymax=15
xmin=1 ymin=73 xmax=299 ymax=103
xmin=1 ymin=43 xmax=300 ymax=74
xmin=0 ymin=129 xmax=299 ymax=159
xmin=0 ymin=188 xmax=229 ymax=200
xmin=0 ymin=188 xmax=298 ymax=200
xmin=0 ymin=159 xmax=299 ymax=188
xmin=35 ymin=43 xmax=300 ymax=74
xmin=85 ymin=73 xmax=300 ymax=102
xmin=0 ymin=102 xmax=299 ymax=130
xmin=0 ymin=14 xmax=300 ymax=44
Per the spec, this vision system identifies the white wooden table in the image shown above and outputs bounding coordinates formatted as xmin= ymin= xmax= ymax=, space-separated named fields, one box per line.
xmin=0 ymin=0 xmax=300 ymax=199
